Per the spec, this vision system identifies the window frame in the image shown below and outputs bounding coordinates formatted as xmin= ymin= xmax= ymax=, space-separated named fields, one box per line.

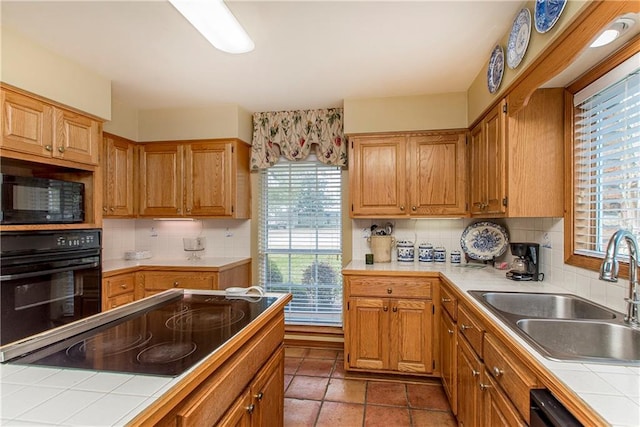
xmin=564 ymin=37 xmax=639 ymax=277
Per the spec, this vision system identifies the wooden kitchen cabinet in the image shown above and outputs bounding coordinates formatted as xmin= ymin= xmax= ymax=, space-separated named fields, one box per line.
xmin=102 ymin=133 xmax=135 ymax=217
xmin=1 ymin=86 xmax=100 ymax=167
xmin=469 ymin=88 xmax=564 ymax=218
xmin=138 ymin=139 xmax=250 ymax=218
xmin=102 ymin=272 xmax=136 ymax=311
xmin=439 ymin=305 xmax=457 ymax=414
xmin=349 ymin=130 xmax=467 ymax=218
xmin=139 ymin=271 xmax=216 ymax=298
xmin=457 ymin=331 xmax=484 ymax=427
xmin=344 ymin=274 xmax=436 ymax=375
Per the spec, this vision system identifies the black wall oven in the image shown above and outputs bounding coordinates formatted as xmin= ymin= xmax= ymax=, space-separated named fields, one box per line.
xmin=0 ymin=229 xmax=101 ymax=346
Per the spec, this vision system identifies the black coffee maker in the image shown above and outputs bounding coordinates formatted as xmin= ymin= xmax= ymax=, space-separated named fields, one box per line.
xmin=506 ymin=242 xmax=543 ymax=281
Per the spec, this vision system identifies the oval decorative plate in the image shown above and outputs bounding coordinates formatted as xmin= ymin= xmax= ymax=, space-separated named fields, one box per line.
xmin=487 ymin=44 xmax=505 ymax=94
xmin=507 ymin=8 xmax=531 ymax=69
xmin=534 ymin=0 xmax=567 ymax=34
xmin=460 ymin=222 xmax=509 ymax=261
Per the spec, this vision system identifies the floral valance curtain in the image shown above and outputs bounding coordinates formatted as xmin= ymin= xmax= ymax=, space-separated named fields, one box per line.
xmin=250 ymin=108 xmax=346 ymax=170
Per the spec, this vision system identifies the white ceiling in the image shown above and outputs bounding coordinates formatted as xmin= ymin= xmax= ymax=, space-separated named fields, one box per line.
xmin=3 ymin=1 xmax=633 ymax=114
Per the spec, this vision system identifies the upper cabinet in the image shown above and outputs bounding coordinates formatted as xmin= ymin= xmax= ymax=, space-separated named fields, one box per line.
xmin=349 ymin=130 xmax=467 ymax=218
xmin=1 ymin=86 xmax=100 ymax=167
xmin=103 ymin=133 xmax=136 ymax=217
xmin=469 ymin=88 xmax=564 ymax=218
xmin=138 ymin=139 xmax=250 ymax=219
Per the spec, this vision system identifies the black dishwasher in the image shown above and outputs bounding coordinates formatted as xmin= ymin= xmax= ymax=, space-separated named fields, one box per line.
xmin=530 ymin=389 xmax=582 ymax=427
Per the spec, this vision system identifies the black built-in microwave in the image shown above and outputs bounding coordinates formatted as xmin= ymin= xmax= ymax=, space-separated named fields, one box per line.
xmin=0 ymin=174 xmax=84 ymax=224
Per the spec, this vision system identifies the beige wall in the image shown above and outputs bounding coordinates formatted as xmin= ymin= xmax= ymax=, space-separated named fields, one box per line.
xmin=0 ymin=26 xmax=111 ymax=120
xmin=103 ymin=98 xmax=139 ymax=141
xmin=343 ymin=92 xmax=467 ymax=134
xmin=137 ymin=105 xmax=252 ymax=142
xmin=466 ymin=0 xmax=589 ymax=124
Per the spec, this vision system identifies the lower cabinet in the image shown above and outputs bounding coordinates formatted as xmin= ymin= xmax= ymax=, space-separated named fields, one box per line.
xmin=439 ymin=308 xmax=457 ymax=415
xmin=102 ymin=272 xmax=135 ymax=311
xmin=138 ymin=271 xmax=216 ymax=298
xmin=343 ymin=273 xmax=436 ymax=375
xmin=456 ymin=334 xmax=483 ymax=427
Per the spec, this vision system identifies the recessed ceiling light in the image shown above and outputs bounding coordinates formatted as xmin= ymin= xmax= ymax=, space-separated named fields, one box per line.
xmin=169 ymin=0 xmax=254 ymax=54
xmin=590 ymin=17 xmax=635 ymax=48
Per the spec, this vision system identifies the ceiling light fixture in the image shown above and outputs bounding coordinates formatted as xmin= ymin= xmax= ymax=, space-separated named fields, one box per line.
xmin=169 ymin=0 xmax=254 ymax=54
xmin=590 ymin=17 xmax=635 ymax=48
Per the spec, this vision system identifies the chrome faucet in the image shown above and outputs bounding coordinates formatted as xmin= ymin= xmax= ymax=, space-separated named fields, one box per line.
xmin=599 ymin=229 xmax=640 ymax=327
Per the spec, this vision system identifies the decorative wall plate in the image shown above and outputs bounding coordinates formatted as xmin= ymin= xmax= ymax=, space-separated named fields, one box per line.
xmin=460 ymin=222 xmax=509 ymax=261
xmin=534 ymin=0 xmax=567 ymax=34
xmin=507 ymin=8 xmax=532 ymax=69
xmin=487 ymin=44 xmax=505 ymax=94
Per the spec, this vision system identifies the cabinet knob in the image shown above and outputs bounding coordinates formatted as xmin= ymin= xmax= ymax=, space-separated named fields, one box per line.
xmin=460 ymin=324 xmax=472 ymax=331
xmin=400 ymin=206 xmax=405 ymax=211
xmin=176 ymin=208 xmax=181 ymax=213
xmin=387 ymin=288 xmax=392 ymax=294
xmin=58 ymin=146 xmax=65 ymax=153
xmin=479 ymin=383 xmax=491 ymax=391
xmin=447 ymin=329 xmax=454 ymax=335
xmin=186 ymin=208 xmax=192 ymax=213
xmin=45 ymin=145 xmax=53 ymax=152
xmin=492 ymin=366 xmax=503 ymax=377
xmin=254 ymin=391 xmax=264 ymax=401
xmin=441 ymin=297 xmax=452 ymax=303
xmin=392 ymin=306 xmax=398 ymax=313
xmin=412 ymin=206 xmax=416 ymax=211
xmin=471 ymin=369 xmax=480 ymax=377
xmin=103 ymin=207 xmax=108 ymax=213
xmin=383 ymin=306 xmax=389 ymax=312
xmin=246 ymin=404 xmax=255 ymax=415
xmin=173 ymin=281 xmax=180 ymax=287
xmin=109 ymin=207 xmax=115 ymax=212
xmin=120 ymin=284 xmax=127 ymax=289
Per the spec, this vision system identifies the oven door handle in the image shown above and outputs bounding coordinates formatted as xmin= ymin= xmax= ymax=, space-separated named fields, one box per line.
xmin=0 ymin=261 xmax=99 ymax=281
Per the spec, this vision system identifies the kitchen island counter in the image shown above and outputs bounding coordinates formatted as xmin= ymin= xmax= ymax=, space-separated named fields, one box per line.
xmin=344 ymin=260 xmax=640 ymax=427
xmin=0 ymin=290 xmax=291 ymax=426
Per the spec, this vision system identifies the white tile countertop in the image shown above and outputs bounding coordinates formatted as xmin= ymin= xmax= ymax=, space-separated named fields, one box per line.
xmin=344 ymin=260 xmax=640 ymax=427
xmin=102 ymin=256 xmax=251 ymax=273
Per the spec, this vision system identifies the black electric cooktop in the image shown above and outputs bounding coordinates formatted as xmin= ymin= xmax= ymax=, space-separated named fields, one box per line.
xmin=7 ymin=293 xmax=277 ymax=376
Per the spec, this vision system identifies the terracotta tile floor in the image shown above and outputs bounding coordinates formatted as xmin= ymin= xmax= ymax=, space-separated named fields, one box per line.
xmin=284 ymin=346 xmax=457 ymax=427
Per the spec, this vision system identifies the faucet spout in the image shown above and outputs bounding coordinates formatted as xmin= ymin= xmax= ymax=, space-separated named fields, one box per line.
xmin=600 ymin=230 xmax=640 ymax=327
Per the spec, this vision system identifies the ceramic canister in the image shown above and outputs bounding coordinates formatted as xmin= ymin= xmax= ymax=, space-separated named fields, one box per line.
xmin=450 ymin=250 xmax=461 ymax=264
xmin=396 ymin=240 xmax=415 ymax=262
xmin=434 ymin=247 xmax=446 ymax=263
xmin=418 ymin=243 xmax=434 ymax=262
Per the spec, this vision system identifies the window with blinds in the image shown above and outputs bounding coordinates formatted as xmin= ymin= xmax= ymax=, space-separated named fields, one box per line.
xmin=573 ymin=53 xmax=640 ymax=259
xmin=259 ymin=158 xmax=342 ymax=326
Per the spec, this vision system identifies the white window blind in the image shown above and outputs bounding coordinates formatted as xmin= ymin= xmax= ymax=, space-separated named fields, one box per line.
xmin=259 ymin=159 xmax=342 ymax=326
xmin=573 ymin=57 xmax=640 ymax=259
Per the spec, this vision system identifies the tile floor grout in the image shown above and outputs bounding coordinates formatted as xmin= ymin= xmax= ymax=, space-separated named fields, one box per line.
xmin=283 ymin=346 xmax=456 ymax=427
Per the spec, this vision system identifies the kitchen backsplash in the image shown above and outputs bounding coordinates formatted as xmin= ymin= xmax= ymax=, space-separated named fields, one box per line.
xmin=352 ymin=217 xmax=628 ymax=314
xmin=102 ymin=219 xmax=251 ymax=260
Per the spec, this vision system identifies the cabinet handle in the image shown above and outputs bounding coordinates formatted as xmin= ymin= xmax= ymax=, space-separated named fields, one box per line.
xmin=441 ymin=297 xmax=452 ymax=303
xmin=383 ymin=306 xmax=389 ymax=312
xmin=45 ymin=145 xmax=53 ymax=152
xmin=479 ymin=383 xmax=491 ymax=391
xmin=173 ymin=281 xmax=180 ymax=287
xmin=246 ymin=404 xmax=255 ymax=415
xmin=387 ymin=288 xmax=392 ymax=294
xmin=103 ymin=207 xmax=108 ymax=213
xmin=109 ymin=207 xmax=115 ymax=212
xmin=58 ymin=146 xmax=65 ymax=153
xmin=471 ymin=369 xmax=480 ymax=377
xmin=176 ymin=208 xmax=181 ymax=213
xmin=460 ymin=324 xmax=472 ymax=331
xmin=186 ymin=208 xmax=192 ymax=213
xmin=411 ymin=206 xmax=416 ymax=211
xmin=392 ymin=307 xmax=398 ymax=313
xmin=120 ymin=284 xmax=127 ymax=289
xmin=400 ymin=206 xmax=405 ymax=211
xmin=447 ymin=329 xmax=454 ymax=335
xmin=254 ymin=391 xmax=264 ymax=401
xmin=492 ymin=366 xmax=503 ymax=377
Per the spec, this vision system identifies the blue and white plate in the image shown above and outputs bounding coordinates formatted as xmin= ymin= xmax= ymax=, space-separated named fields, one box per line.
xmin=507 ymin=8 xmax=531 ymax=69
xmin=460 ymin=222 xmax=509 ymax=261
xmin=534 ymin=0 xmax=567 ymax=34
xmin=487 ymin=44 xmax=505 ymax=94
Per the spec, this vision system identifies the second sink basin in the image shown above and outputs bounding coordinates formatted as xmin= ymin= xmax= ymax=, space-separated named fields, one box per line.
xmin=474 ymin=291 xmax=616 ymax=320
xmin=517 ymin=319 xmax=640 ymax=363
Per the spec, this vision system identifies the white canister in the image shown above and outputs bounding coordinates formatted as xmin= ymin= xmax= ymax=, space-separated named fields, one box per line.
xmin=434 ymin=247 xmax=446 ymax=263
xmin=450 ymin=250 xmax=461 ymax=264
xmin=418 ymin=243 xmax=434 ymax=262
xmin=396 ymin=240 xmax=415 ymax=262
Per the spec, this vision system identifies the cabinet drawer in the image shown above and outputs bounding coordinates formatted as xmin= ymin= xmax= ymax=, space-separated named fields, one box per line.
xmin=107 ymin=293 xmax=134 ymax=310
xmin=458 ymin=304 xmax=484 ymax=357
xmin=484 ymin=333 xmax=538 ymax=422
xmin=349 ymin=277 xmax=432 ymax=299
xmin=105 ymin=274 xmax=135 ymax=297
xmin=440 ymin=284 xmax=457 ymax=320
xmin=143 ymin=272 xmax=214 ymax=290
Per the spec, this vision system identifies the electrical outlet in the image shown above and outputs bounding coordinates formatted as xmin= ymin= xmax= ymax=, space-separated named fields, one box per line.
xmin=150 ymin=227 xmax=158 ymax=237
xmin=225 ymin=228 xmax=233 ymax=237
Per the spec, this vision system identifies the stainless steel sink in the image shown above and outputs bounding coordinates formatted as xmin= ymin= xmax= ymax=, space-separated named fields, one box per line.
xmin=477 ymin=292 xmax=616 ymax=320
xmin=516 ymin=319 xmax=640 ymax=363
xmin=469 ymin=291 xmax=639 ymax=365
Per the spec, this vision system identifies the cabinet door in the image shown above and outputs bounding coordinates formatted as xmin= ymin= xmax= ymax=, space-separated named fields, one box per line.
xmin=391 ymin=299 xmax=433 ymax=373
xmin=457 ymin=336 xmax=483 ymax=427
xmin=53 ymin=108 xmax=100 ymax=165
xmin=102 ymin=273 xmax=135 ymax=311
xmin=1 ymin=89 xmax=54 ymax=157
xmin=251 ymin=348 xmax=284 ymax=427
xmin=483 ymin=102 xmax=506 ymax=215
xmin=482 ymin=373 xmax=526 ymax=427
xmin=350 ymin=135 xmax=407 ymax=217
xmin=408 ymin=132 xmax=467 ymax=215
xmin=469 ymin=123 xmax=485 ymax=215
xmin=141 ymin=271 xmax=215 ymax=295
xmin=439 ymin=310 xmax=457 ymax=414
xmin=347 ymin=297 xmax=388 ymax=370
xmin=185 ymin=142 xmax=233 ymax=216
xmin=103 ymin=134 xmax=135 ymax=217
xmin=139 ymin=143 xmax=183 ymax=216
xmin=218 ymin=390 xmax=252 ymax=427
